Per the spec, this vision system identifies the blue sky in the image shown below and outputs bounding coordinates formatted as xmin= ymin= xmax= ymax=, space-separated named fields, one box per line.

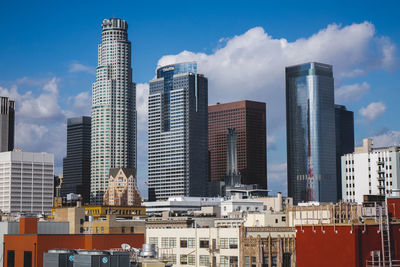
xmin=0 ymin=0 xmax=399 ymax=196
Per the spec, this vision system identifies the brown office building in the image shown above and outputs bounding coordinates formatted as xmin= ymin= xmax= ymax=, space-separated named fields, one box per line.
xmin=208 ymin=100 xmax=267 ymax=188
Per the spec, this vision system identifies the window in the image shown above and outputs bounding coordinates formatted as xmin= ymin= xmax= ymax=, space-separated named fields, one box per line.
xmin=180 ymin=255 xmax=188 ymax=265
xmin=188 ymin=254 xmax=195 ymax=265
xmin=229 ymin=238 xmax=238 ymax=249
xmin=220 ymin=238 xmax=229 ymax=249
xmin=251 ymin=257 xmax=257 ymax=267
xmin=24 ymin=251 xmax=32 ymax=267
xmin=149 ymin=237 xmax=158 ymax=248
xmin=180 ymin=238 xmax=188 ymax=248
xmin=130 ymin=227 xmax=134 ymax=233
xmin=220 ymin=256 xmax=229 ymax=267
xmin=200 ymin=238 xmax=209 ymax=248
xmin=282 ymin=216 xmax=286 ymax=222
xmin=188 ymin=238 xmax=195 ymax=248
xmin=7 ymin=250 xmax=15 ymax=267
xmin=200 ymin=255 xmax=210 ymax=266
xmin=245 ymin=256 xmax=250 ymax=267
xmin=230 ymin=256 xmax=238 ymax=266
xmin=121 ymin=227 xmax=125 ymax=233
xmin=161 ymin=237 xmax=169 ymax=248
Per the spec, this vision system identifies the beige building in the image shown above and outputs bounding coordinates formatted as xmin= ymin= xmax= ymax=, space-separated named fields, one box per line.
xmin=51 ymin=206 xmax=145 ymax=235
xmin=104 ymin=168 xmax=142 ymax=206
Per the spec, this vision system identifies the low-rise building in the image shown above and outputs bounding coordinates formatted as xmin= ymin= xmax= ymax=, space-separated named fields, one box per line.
xmin=221 ymin=199 xmax=264 ymax=217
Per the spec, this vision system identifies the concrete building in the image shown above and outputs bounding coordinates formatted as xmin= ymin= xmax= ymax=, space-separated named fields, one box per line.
xmin=104 ymin=168 xmax=142 ymax=206
xmin=148 ymin=62 xmax=208 ymax=200
xmin=143 ymin=196 xmax=222 ymax=215
xmin=0 ymin=97 xmax=14 ymax=152
xmin=221 ymin=199 xmax=264 ymax=217
xmin=147 ymin=226 xmax=240 ymax=267
xmin=335 ymin=105 xmax=355 ymax=201
xmin=286 ymin=62 xmax=337 ymax=203
xmin=342 ymin=138 xmax=400 ymax=203
xmin=0 ymin=151 xmax=54 ymax=214
xmin=62 ymin=116 xmax=91 ymax=203
xmin=253 ymin=192 xmax=293 ymax=212
xmin=51 ymin=205 xmax=145 ymax=234
xmin=208 ymin=100 xmax=267 ymax=189
xmin=91 ymin=18 xmax=137 ymax=204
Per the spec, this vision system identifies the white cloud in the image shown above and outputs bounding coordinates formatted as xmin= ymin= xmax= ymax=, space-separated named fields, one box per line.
xmin=136 ymin=83 xmax=149 ymax=129
xmin=268 ymin=163 xmax=287 ymax=194
xmin=335 ymin=82 xmax=370 ymax=103
xmin=157 ymin=22 xmax=396 ymax=133
xmin=371 ymin=130 xmax=400 ymax=147
xmin=69 ymin=63 xmax=95 ymax=75
xmin=359 ymin=101 xmax=386 ymax=121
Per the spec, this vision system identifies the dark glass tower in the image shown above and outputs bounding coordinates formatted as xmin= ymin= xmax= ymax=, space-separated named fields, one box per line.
xmin=148 ymin=62 xmax=208 ymax=200
xmin=0 ymin=96 xmax=15 ymax=152
xmin=62 ymin=116 xmax=91 ymax=203
xmin=286 ymin=62 xmax=337 ymax=204
xmin=335 ymin=104 xmax=354 ymax=200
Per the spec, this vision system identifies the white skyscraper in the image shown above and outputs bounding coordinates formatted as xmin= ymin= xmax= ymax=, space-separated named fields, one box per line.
xmin=342 ymin=138 xmax=400 ymax=203
xmin=0 ymin=151 xmax=54 ymax=214
xmin=91 ymin=18 xmax=136 ymax=204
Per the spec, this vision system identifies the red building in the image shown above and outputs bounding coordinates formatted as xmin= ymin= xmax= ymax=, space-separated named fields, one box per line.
xmin=4 ymin=217 xmax=144 ymax=267
xmin=296 ymin=223 xmax=400 ymax=267
xmin=208 ymin=100 xmax=267 ymax=188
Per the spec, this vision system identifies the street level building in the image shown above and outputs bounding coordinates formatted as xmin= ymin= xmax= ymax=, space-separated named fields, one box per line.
xmin=62 ymin=116 xmax=91 ymax=203
xmin=91 ymin=18 xmax=136 ymax=204
xmin=148 ymin=62 xmax=208 ymax=200
xmin=0 ymin=96 xmax=14 ymax=152
xmin=0 ymin=151 xmax=54 ymax=214
xmin=209 ymin=100 xmax=267 ymax=188
xmin=342 ymin=138 xmax=400 ymax=203
xmin=286 ymin=62 xmax=337 ymax=203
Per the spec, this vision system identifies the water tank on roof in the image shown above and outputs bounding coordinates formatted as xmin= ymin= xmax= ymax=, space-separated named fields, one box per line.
xmin=43 ymin=249 xmax=75 ymax=267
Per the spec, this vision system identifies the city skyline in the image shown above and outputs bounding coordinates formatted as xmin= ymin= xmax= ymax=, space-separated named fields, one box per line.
xmin=0 ymin=1 xmax=399 ymax=196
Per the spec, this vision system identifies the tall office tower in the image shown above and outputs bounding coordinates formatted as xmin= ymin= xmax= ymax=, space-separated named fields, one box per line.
xmin=286 ymin=62 xmax=337 ymax=204
xmin=91 ymin=18 xmax=136 ymax=204
xmin=0 ymin=151 xmax=54 ymax=214
xmin=0 ymin=96 xmax=15 ymax=152
xmin=148 ymin=62 xmax=208 ymax=200
xmin=335 ymin=105 xmax=354 ymax=200
xmin=208 ymin=101 xmax=267 ymax=188
xmin=62 ymin=117 xmax=91 ymax=203
xmin=342 ymin=138 xmax=400 ymax=203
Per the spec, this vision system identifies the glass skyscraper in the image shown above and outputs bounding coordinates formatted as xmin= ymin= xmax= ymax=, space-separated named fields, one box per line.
xmin=62 ymin=116 xmax=91 ymax=203
xmin=286 ymin=62 xmax=337 ymax=203
xmin=335 ymin=104 xmax=354 ymax=200
xmin=148 ymin=62 xmax=208 ymax=200
xmin=91 ymin=18 xmax=136 ymax=204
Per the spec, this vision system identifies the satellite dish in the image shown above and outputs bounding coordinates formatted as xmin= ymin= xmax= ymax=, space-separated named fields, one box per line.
xmin=121 ymin=243 xmax=131 ymax=250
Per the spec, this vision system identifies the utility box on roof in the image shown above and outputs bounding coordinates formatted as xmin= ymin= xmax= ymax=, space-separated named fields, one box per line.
xmin=43 ymin=249 xmax=75 ymax=267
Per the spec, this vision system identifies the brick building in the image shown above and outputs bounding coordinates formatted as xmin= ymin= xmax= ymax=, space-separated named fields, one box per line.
xmin=208 ymin=100 xmax=267 ymax=188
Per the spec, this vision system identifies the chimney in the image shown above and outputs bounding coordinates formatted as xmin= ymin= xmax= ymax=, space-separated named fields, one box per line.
xmin=19 ymin=217 xmax=38 ymax=234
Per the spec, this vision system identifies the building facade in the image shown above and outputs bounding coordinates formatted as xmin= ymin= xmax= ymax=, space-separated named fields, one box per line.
xmin=62 ymin=116 xmax=91 ymax=203
xmin=0 ymin=97 xmax=14 ymax=152
xmin=148 ymin=62 xmax=208 ymax=200
xmin=335 ymin=105 xmax=354 ymax=201
xmin=209 ymin=101 xmax=267 ymax=189
xmin=342 ymin=138 xmax=400 ymax=203
xmin=91 ymin=18 xmax=136 ymax=204
xmin=104 ymin=168 xmax=142 ymax=206
xmin=0 ymin=151 xmax=54 ymax=214
xmin=286 ymin=62 xmax=337 ymax=203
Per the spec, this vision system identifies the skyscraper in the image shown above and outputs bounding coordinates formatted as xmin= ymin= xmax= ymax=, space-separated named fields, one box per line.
xmin=208 ymin=101 xmax=267 ymax=188
xmin=0 ymin=96 xmax=15 ymax=152
xmin=91 ymin=18 xmax=136 ymax=204
xmin=62 ymin=116 xmax=91 ymax=203
xmin=286 ymin=62 xmax=337 ymax=204
xmin=335 ymin=105 xmax=354 ymax=200
xmin=148 ymin=62 xmax=208 ymax=200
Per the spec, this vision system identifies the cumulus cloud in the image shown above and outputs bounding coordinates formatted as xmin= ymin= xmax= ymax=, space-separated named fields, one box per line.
xmin=157 ymin=22 xmax=396 ymax=135
xmin=359 ymin=101 xmax=386 ymax=122
xmin=69 ymin=62 xmax=95 ymax=75
xmin=371 ymin=130 xmax=400 ymax=147
xmin=335 ymin=82 xmax=370 ymax=103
